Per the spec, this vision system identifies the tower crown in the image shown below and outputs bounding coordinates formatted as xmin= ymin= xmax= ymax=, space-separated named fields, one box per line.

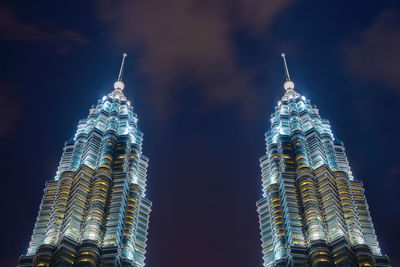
xmin=256 ymin=53 xmax=389 ymax=267
xmin=20 ymin=53 xmax=152 ymax=267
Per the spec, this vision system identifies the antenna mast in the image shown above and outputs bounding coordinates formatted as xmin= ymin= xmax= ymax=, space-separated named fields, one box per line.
xmin=281 ymin=53 xmax=291 ymax=81
xmin=281 ymin=53 xmax=295 ymax=90
xmin=118 ymin=53 xmax=128 ymax=81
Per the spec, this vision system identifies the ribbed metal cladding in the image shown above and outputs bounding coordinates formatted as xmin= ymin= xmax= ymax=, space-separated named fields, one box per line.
xmin=257 ymin=78 xmax=390 ymax=266
xmin=19 ymin=70 xmax=152 ymax=267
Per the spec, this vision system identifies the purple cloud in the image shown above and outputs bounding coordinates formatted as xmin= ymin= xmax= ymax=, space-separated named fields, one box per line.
xmin=342 ymin=9 xmax=400 ymax=91
xmin=96 ymin=0 xmax=294 ymax=117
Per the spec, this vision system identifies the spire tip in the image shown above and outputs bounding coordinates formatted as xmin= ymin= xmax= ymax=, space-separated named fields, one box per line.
xmin=281 ymin=52 xmax=294 ymax=90
xmin=115 ymin=53 xmax=127 ymax=90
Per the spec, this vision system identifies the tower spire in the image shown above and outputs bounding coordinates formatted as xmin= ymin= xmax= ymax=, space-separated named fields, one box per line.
xmin=281 ymin=52 xmax=295 ymax=90
xmin=114 ymin=53 xmax=127 ymax=90
xmin=281 ymin=53 xmax=291 ymax=81
xmin=118 ymin=53 xmax=127 ymax=81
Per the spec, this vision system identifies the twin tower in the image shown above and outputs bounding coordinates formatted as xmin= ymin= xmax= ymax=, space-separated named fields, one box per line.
xmin=19 ymin=54 xmax=390 ymax=266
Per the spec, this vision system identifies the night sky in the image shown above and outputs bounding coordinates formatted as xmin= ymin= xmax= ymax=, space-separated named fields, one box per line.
xmin=1 ymin=0 xmax=400 ymax=266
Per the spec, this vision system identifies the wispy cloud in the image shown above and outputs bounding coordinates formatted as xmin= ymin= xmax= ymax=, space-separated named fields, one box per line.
xmin=97 ymin=0 xmax=293 ymax=117
xmin=0 ymin=5 xmax=87 ymax=43
xmin=342 ymin=8 xmax=400 ymax=91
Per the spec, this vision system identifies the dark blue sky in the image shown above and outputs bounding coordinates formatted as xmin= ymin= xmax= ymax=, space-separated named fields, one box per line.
xmin=1 ymin=0 xmax=399 ymax=266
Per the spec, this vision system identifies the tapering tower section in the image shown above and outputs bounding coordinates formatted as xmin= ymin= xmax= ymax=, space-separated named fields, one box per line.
xmin=256 ymin=54 xmax=390 ymax=266
xmin=19 ymin=54 xmax=152 ymax=267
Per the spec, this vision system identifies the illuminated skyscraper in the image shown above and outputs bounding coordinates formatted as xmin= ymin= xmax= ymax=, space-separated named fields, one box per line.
xmin=256 ymin=54 xmax=390 ymax=266
xmin=19 ymin=54 xmax=151 ymax=267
